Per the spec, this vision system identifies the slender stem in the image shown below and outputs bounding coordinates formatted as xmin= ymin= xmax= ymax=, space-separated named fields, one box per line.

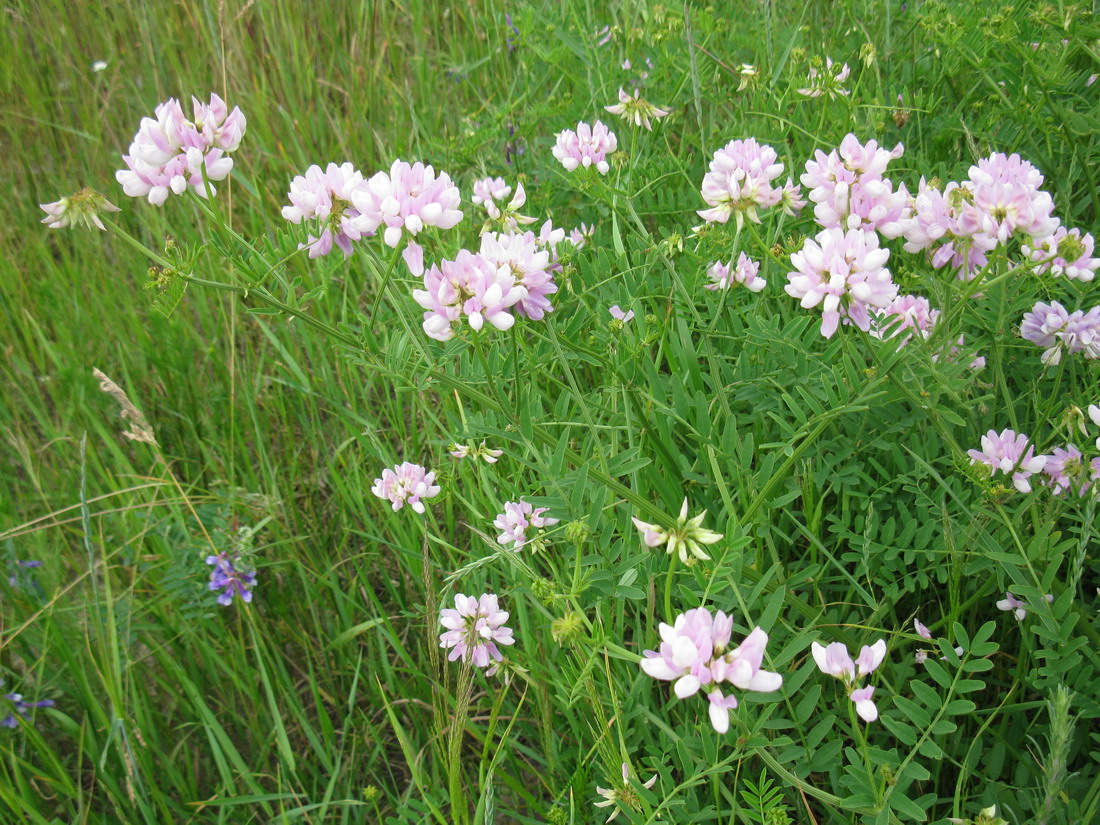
xmin=102 ymin=219 xmax=175 ymax=269
xmin=367 ymin=241 xmax=407 ymax=335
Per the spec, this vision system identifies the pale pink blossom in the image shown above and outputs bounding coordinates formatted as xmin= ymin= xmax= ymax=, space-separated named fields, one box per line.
xmin=785 ymin=227 xmax=897 ymax=338
xmin=697 ymin=138 xmax=784 ymax=228
xmin=494 ymin=499 xmax=559 ymax=550
xmin=479 ymin=230 xmax=557 ymax=320
xmin=552 ymin=121 xmax=618 ymax=174
xmin=116 ymin=93 xmax=245 ymax=204
xmin=1042 ymin=444 xmax=1099 ymax=496
xmin=281 ymin=162 xmax=370 ymax=258
xmin=705 ymin=252 xmax=766 ymax=292
xmin=371 ymin=462 xmax=441 ymax=513
xmin=471 ymin=176 xmax=511 ymax=206
xmin=996 ymin=592 xmax=1028 ymax=621
xmin=811 ymin=638 xmax=886 ymax=723
xmin=411 ymin=249 xmax=527 ymax=341
xmin=1023 ymin=226 xmax=1098 ymax=281
xmin=850 ymin=685 xmax=878 ymax=722
xmin=609 ymin=305 xmax=635 ymax=323
xmin=641 ymin=610 xmax=782 ymax=733
xmin=477 ymin=181 xmax=536 ymax=233
xmin=449 ymin=442 xmax=503 ymax=463
xmin=869 ymin=294 xmax=939 ymax=345
xmin=802 ymin=135 xmax=909 ymax=237
xmin=968 ymin=429 xmax=1047 ymax=493
xmin=353 ymin=160 xmax=463 ymax=247
xmin=1020 ymin=301 xmax=1100 ymax=365
xmin=438 ymin=593 xmax=514 ymax=675
xmin=914 ymin=618 xmax=932 ymax=640
xmin=569 ymin=222 xmax=595 ymax=248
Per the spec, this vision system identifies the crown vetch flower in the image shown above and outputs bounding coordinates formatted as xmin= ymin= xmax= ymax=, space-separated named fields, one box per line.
xmin=869 ymin=294 xmax=940 ymax=346
xmin=371 ymin=462 xmax=441 ymax=513
xmin=40 ymin=188 xmax=120 ymax=231
xmin=476 ymin=180 xmax=537 ymax=234
xmin=802 ymin=135 xmax=909 ymax=237
xmin=785 ymin=227 xmax=898 ymax=338
xmin=641 ymin=609 xmax=782 ymax=733
xmin=811 ymin=638 xmax=886 ymax=723
xmin=494 ymin=499 xmax=559 ymax=550
xmin=552 ymin=120 xmax=618 ymax=174
xmin=569 ymin=222 xmax=596 ymax=248
xmin=609 ymin=305 xmax=635 ymax=322
xmin=914 ymin=618 xmax=933 ymax=640
xmin=1041 ymin=444 xmax=1099 ymax=496
xmin=1020 ymin=301 xmax=1100 ymax=365
xmin=116 ymin=93 xmax=245 ymax=204
xmin=594 ymin=762 xmax=658 ymax=823
xmin=411 ymin=249 xmax=527 ymax=341
xmin=450 ymin=442 xmax=503 ymax=463
xmin=631 ymin=498 xmax=722 ymax=563
xmin=705 ymin=252 xmax=766 ymax=292
xmin=479 ymin=230 xmax=557 ymax=320
xmin=353 ymin=159 xmax=463 ymax=247
xmin=1023 ymin=226 xmax=1098 ymax=281
xmin=968 ymin=429 xmax=1047 ymax=493
xmin=604 ymin=87 xmax=670 ymax=130
xmin=697 ymin=138 xmax=784 ymax=228
xmin=281 ymin=162 xmax=370 ymax=258
xmin=471 ymin=176 xmax=511 ymax=206
xmin=901 ymin=178 xmax=994 ymax=280
xmin=438 ymin=593 xmax=514 ymax=675
xmin=797 ymin=57 xmax=851 ymax=99
xmin=960 ymin=152 xmax=1058 ymax=243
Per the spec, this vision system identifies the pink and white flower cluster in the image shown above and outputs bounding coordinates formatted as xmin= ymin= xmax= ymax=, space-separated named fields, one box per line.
xmin=901 ymin=152 xmax=1062 ymax=280
xmin=409 ymin=213 xmax=565 ymax=340
xmin=494 ymin=499 xmax=559 ymax=551
xmin=371 ymin=462 xmax=441 ymax=513
xmin=117 ymin=93 xmax=246 ymax=205
xmin=411 ymin=249 xmax=527 ymax=340
xmin=641 ymin=609 xmax=783 ymax=733
xmin=1020 ymin=300 xmax=1100 ymax=365
xmin=1041 ymin=444 xmax=1100 ymax=496
xmin=705 ymin=252 xmax=766 ymax=292
xmin=869 ymin=295 xmax=986 ymax=367
xmin=438 ymin=593 xmax=514 ymax=675
xmin=283 ymin=159 xmax=462 ymax=256
xmin=355 ymin=160 xmax=463 ymax=247
xmin=785 ymin=226 xmax=898 ymax=338
xmin=802 ymin=135 xmax=909 ymax=238
xmin=282 ymin=162 xmax=370 ymax=258
xmin=697 ymin=138 xmax=785 ymax=228
xmin=479 ymin=230 xmax=558 ymax=320
xmin=552 ymin=121 xmax=618 ymax=174
xmin=967 ymin=429 xmax=1047 ymax=493
xmin=1023 ymin=226 xmax=1099 ymax=281
xmin=471 ymin=178 xmax=536 ymax=233
xmin=811 ymin=639 xmax=887 ymax=722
